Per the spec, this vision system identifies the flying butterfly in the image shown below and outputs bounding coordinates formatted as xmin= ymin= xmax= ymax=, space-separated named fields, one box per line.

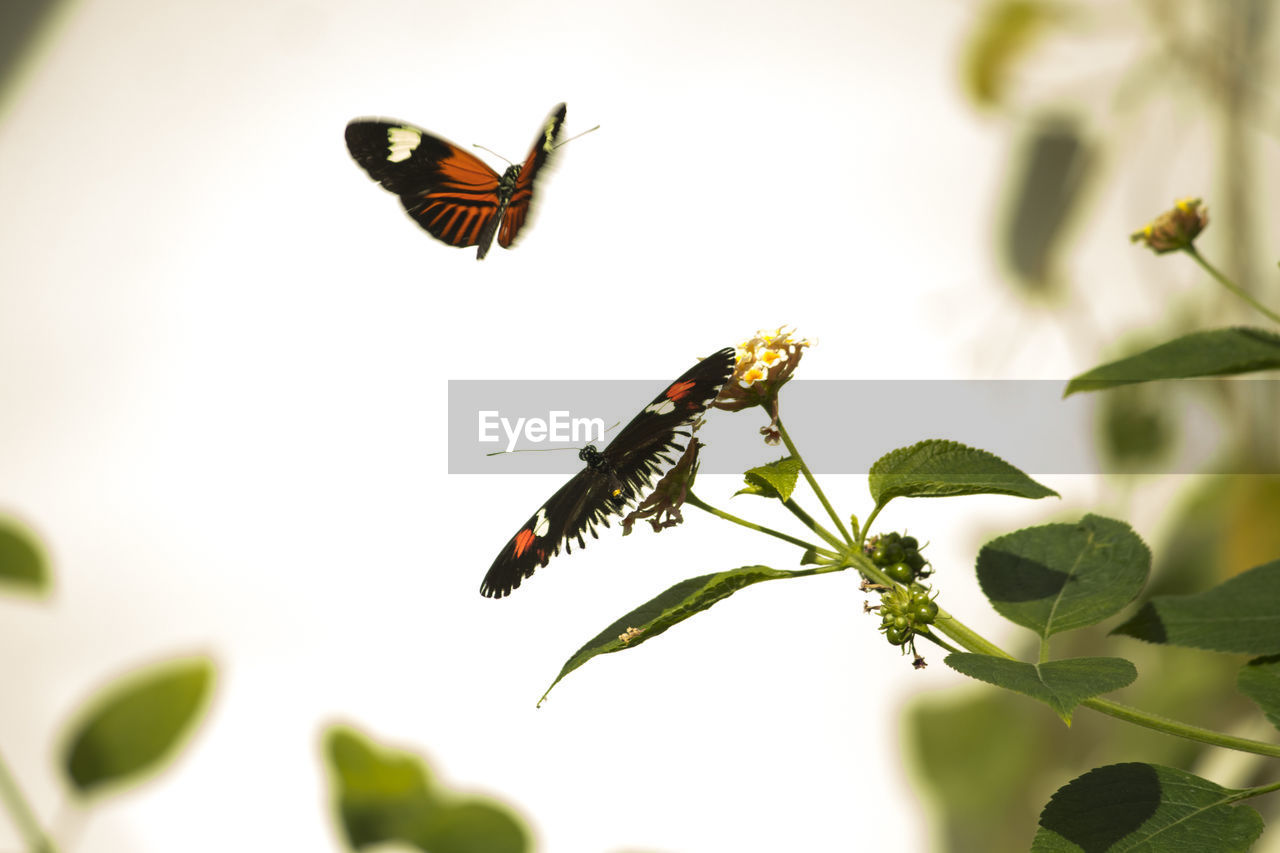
xmin=481 ymin=347 xmax=738 ymax=598
xmin=345 ymin=103 xmax=568 ymax=259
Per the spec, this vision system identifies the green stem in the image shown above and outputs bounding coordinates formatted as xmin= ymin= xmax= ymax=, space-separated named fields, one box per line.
xmin=0 ymin=748 xmax=57 ymax=853
xmin=775 ymin=418 xmax=854 ymax=546
xmin=1229 ymin=779 xmax=1280 ymax=803
xmin=1082 ymin=697 xmax=1280 ymax=759
xmin=781 ymin=498 xmax=845 ymax=552
xmin=1184 ymin=245 xmax=1280 ymax=324
xmin=924 ymin=606 xmax=1280 ymax=759
xmin=685 ymin=492 xmax=839 ymax=559
xmin=858 ymin=503 xmax=887 ymax=545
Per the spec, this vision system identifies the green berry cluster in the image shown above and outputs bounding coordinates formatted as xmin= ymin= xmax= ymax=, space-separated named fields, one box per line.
xmin=865 ymin=531 xmax=930 ymax=584
xmin=877 ymin=583 xmax=939 ymax=649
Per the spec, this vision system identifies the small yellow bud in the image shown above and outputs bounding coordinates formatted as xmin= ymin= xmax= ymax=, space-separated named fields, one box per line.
xmin=1130 ymin=198 xmax=1208 ymax=254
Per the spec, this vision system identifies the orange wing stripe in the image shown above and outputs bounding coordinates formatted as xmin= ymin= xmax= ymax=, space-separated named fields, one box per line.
xmin=665 ymin=380 xmax=696 ymax=401
xmin=513 ymin=529 xmax=536 ymax=557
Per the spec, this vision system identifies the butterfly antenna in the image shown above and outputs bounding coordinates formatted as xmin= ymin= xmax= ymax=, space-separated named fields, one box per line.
xmin=486 ymin=445 xmax=581 ymax=458
xmin=472 ymin=144 xmax=515 ymax=167
xmin=552 ymin=124 xmax=600 ymax=151
xmin=485 ymin=420 xmax=620 ymax=456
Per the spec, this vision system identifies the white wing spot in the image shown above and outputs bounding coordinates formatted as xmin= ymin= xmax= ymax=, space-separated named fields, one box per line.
xmin=532 ymin=508 xmax=550 ymax=538
xmin=645 ymin=399 xmax=676 ymax=416
xmin=386 ymin=127 xmax=422 ymax=163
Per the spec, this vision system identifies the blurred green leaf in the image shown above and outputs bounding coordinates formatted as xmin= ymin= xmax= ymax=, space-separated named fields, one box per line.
xmin=945 ymin=655 xmax=1136 ymax=724
xmin=1064 ymin=327 xmax=1280 ymax=396
xmin=62 ymin=655 xmax=215 ymax=796
xmin=907 ymin=689 xmax=1047 ymax=848
xmin=324 ymin=725 xmax=528 ymax=853
xmin=867 ymin=439 xmax=1058 ymax=507
xmin=1237 ymin=655 xmax=1280 ymax=731
xmin=541 ymin=565 xmax=815 ymax=706
xmin=735 ymin=456 xmax=801 ymax=500
xmin=0 ymin=516 xmax=49 ymax=594
xmin=978 ymin=515 xmax=1151 ymax=638
xmin=1097 ymin=383 xmax=1176 ymax=472
xmin=326 ymin=726 xmax=435 ymax=846
xmin=1032 ymin=763 xmax=1264 ymax=851
xmin=963 ymin=0 xmax=1059 ymax=107
xmin=1002 ymin=117 xmax=1092 ymax=293
xmin=1113 ymin=560 xmax=1280 ymax=654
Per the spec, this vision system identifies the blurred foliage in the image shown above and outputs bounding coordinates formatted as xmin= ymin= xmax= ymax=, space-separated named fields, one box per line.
xmin=1000 ymin=117 xmax=1093 ymax=295
xmin=912 ymin=0 xmax=1280 ymax=848
xmin=62 ymin=655 xmax=216 ymax=796
xmin=324 ymin=724 xmax=530 ymax=853
xmin=0 ymin=515 xmax=49 ymax=595
xmin=963 ymin=0 xmax=1065 ymax=107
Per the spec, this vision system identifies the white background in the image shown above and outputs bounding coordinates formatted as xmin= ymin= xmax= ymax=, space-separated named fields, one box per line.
xmin=0 ymin=1 xmax=1233 ymax=851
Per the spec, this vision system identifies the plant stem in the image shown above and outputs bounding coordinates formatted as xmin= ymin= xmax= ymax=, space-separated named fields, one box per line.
xmin=781 ymin=498 xmax=845 ymax=552
xmin=775 ymin=418 xmax=855 ymax=546
xmin=858 ymin=503 xmax=886 ymax=545
xmin=685 ymin=492 xmax=839 ymax=559
xmin=0 ymin=748 xmax=57 ymax=853
xmin=1082 ymin=697 xmax=1280 ymax=759
xmin=1184 ymin=245 xmax=1280 ymax=324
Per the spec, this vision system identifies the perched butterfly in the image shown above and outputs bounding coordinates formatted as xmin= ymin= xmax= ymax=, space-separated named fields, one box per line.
xmin=345 ymin=103 xmax=567 ymax=259
xmin=481 ymin=348 xmax=738 ymax=598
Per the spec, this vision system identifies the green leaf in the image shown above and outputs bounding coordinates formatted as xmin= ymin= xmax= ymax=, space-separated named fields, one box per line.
xmin=867 ymin=440 xmax=1058 ymax=507
xmin=1237 ymin=655 xmax=1280 ymax=731
xmin=1112 ymin=560 xmax=1280 ymax=654
xmin=1064 ymin=327 xmax=1280 ymax=396
xmin=62 ymin=655 xmax=215 ymax=796
xmin=424 ymin=801 xmax=528 ymax=853
xmin=945 ymin=655 xmax=1136 ymax=725
xmin=540 ymin=565 xmax=814 ymax=706
xmin=324 ymin=725 xmax=529 ymax=853
xmin=963 ymin=1 xmax=1058 ymax=107
xmin=0 ymin=517 xmax=49 ymax=594
xmin=1032 ymin=763 xmax=1264 ymax=852
xmin=735 ymin=456 xmax=801 ymax=500
xmin=1002 ymin=116 xmax=1092 ymax=293
xmin=978 ymin=515 xmax=1150 ymax=638
xmin=326 ymin=725 xmax=436 ymax=846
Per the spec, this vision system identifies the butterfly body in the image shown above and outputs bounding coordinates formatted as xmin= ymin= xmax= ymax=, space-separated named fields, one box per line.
xmin=481 ymin=348 xmax=738 ymax=598
xmin=346 ymin=103 xmax=567 ymax=259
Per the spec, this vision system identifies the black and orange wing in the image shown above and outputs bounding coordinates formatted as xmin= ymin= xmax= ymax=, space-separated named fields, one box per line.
xmin=345 ymin=119 xmax=505 ymax=257
xmin=346 ymin=103 xmax=567 ymax=259
xmin=480 ymin=348 xmax=737 ymax=598
xmin=497 ymin=103 xmax=567 ymax=250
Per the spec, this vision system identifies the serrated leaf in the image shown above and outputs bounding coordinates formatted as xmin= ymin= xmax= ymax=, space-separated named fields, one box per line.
xmin=1112 ymin=560 xmax=1280 ymax=654
xmin=945 ymin=655 xmax=1135 ymax=724
xmin=540 ymin=565 xmax=813 ymax=706
xmin=1032 ymin=763 xmax=1264 ymax=852
xmin=867 ymin=440 xmax=1058 ymax=507
xmin=62 ymin=656 xmax=215 ymax=796
xmin=324 ymin=725 xmax=529 ymax=853
xmin=737 ymin=457 xmax=801 ymax=501
xmin=1065 ymin=327 xmax=1280 ymax=396
xmin=978 ymin=515 xmax=1150 ymax=638
xmin=1237 ymin=655 xmax=1280 ymax=731
xmin=0 ymin=517 xmax=49 ymax=594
